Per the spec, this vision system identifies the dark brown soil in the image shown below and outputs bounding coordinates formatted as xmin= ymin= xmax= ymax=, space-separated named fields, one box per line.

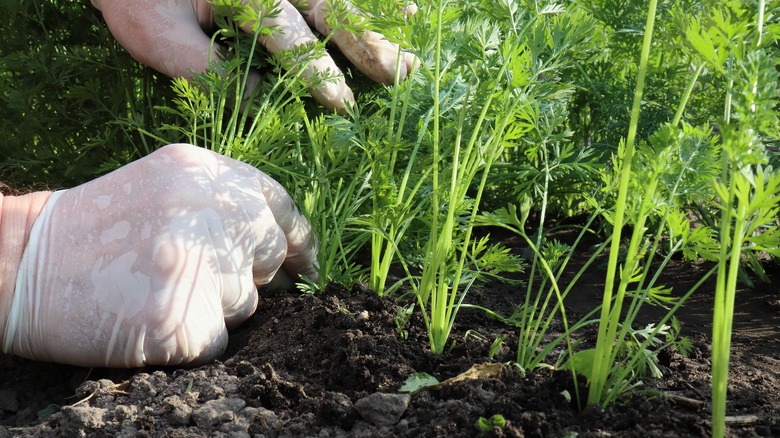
xmin=1 ymin=235 xmax=779 ymax=437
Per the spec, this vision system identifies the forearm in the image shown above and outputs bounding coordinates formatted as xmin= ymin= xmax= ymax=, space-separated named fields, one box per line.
xmin=0 ymin=191 xmax=53 ymax=346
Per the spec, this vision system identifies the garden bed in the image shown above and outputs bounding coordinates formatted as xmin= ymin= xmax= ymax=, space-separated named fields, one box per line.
xmin=1 ymin=235 xmax=779 ymax=437
xmin=2 ymin=1 xmax=779 ymax=436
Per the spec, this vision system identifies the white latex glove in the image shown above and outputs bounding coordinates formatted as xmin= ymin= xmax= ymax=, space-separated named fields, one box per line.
xmin=90 ymin=0 xmax=418 ymax=113
xmin=0 ymin=144 xmax=317 ymax=368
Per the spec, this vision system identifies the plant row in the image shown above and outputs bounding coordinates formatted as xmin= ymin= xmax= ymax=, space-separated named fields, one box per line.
xmin=3 ymin=1 xmax=779 ymax=436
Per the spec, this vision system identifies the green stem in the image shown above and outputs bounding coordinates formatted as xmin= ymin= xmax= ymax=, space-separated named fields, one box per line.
xmin=417 ymin=0 xmax=445 ymax=352
xmin=712 ymin=186 xmax=744 ymax=438
xmin=672 ymin=64 xmax=703 ymax=127
xmin=588 ymin=0 xmax=659 ymax=406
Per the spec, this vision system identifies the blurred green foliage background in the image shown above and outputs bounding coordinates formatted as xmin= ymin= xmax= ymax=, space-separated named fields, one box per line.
xmin=0 ymin=1 xmax=179 ymax=189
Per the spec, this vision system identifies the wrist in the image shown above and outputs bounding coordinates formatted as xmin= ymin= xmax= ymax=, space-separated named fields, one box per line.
xmin=0 ymin=191 xmax=53 ymax=346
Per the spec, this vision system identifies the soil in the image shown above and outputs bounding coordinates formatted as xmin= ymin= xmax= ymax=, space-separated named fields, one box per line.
xmin=1 ymin=230 xmax=779 ymax=437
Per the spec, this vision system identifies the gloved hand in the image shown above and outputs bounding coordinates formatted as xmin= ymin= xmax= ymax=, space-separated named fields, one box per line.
xmin=90 ymin=0 xmax=418 ymax=113
xmin=0 ymin=144 xmax=317 ymax=368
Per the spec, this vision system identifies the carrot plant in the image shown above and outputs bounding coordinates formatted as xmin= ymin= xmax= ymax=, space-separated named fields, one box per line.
xmin=575 ymin=0 xmax=714 ymax=408
xmin=577 ymin=122 xmax=719 ymax=407
xmin=395 ymin=0 xmax=601 ymax=354
xmin=565 ymin=0 xmax=780 ymax=420
xmin=345 ymin=53 xmax=428 ymax=297
xmin=480 ymin=117 xmax=719 ymax=408
xmin=131 ymin=0 xmax=379 ymax=288
xmin=585 ymin=0 xmax=662 ymax=405
xmin=503 ymin=0 xmax=723 ymax=409
xmin=672 ymin=0 xmax=780 ymax=435
xmin=711 ymin=167 xmax=780 ymax=438
xmin=466 ymin=2 xmax=602 ymax=376
xmin=415 ymin=31 xmax=520 ymax=354
xmin=286 ymin=114 xmax=371 ymax=289
xmin=344 ymin=0 xmax=546 ymax=349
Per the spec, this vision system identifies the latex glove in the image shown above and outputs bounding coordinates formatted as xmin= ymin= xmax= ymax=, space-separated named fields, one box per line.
xmin=90 ymin=0 xmax=418 ymax=113
xmin=0 ymin=144 xmax=317 ymax=368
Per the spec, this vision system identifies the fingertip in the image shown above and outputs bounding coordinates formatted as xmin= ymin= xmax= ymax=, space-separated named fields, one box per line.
xmin=405 ymin=3 xmax=418 ymax=17
xmin=312 ymin=80 xmax=355 ymax=114
xmin=183 ymin=328 xmax=229 ymax=367
xmin=304 ymin=55 xmax=355 ymax=113
xmin=251 ymin=228 xmax=288 ymax=287
xmin=223 ymin=281 xmax=259 ymax=330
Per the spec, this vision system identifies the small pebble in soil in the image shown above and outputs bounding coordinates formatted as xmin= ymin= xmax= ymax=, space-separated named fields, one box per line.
xmin=191 ymin=398 xmax=246 ymax=429
xmin=354 ymin=392 xmax=411 ymax=427
xmin=61 ymin=405 xmax=107 ymax=430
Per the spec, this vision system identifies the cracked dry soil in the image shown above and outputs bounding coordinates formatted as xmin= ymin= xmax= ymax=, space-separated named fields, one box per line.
xmin=1 ymin=238 xmax=779 ymax=437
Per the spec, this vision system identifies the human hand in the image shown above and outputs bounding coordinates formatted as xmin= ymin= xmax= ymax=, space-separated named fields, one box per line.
xmin=90 ymin=0 xmax=418 ymax=113
xmin=0 ymin=144 xmax=317 ymax=368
